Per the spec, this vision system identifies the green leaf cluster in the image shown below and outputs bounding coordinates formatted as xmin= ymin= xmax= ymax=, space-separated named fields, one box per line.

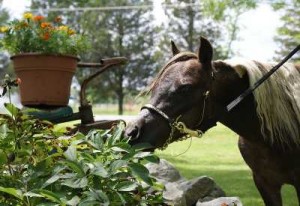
xmin=0 ymin=102 xmax=165 ymax=205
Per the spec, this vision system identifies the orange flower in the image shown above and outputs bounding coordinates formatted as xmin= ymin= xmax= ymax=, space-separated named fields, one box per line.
xmin=54 ymin=16 xmax=62 ymax=23
xmin=15 ymin=78 xmax=21 ymax=85
xmin=42 ymin=32 xmax=50 ymax=40
xmin=33 ymin=15 xmax=44 ymax=21
xmin=40 ymin=22 xmax=52 ymax=29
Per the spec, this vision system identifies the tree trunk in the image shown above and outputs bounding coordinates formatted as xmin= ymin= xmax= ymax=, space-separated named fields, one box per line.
xmin=187 ymin=6 xmax=194 ymax=51
xmin=117 ymin=15 xmax=124 ymax=115
xmin=117 ymin=85 xmax=124 ymax=115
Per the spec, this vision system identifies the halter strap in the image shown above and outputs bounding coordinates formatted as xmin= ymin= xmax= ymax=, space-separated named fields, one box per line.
xmin=141 ymin=104 xmax=172 ymax=124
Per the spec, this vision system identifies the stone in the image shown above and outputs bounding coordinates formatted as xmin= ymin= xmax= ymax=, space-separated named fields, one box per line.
xmin=146 ymin=159 xmax=239 ymax=206
xmin=196 ymin=197 xmax=243 ymax=206
xmin=163 ymin=182 xmax=187 ymax=206
xmin=200 ymin=185 xmax=226 ymax=202
xmin=179 ymin=176 xmax=216 ymax=206
xmin=146 ymin=158 xmax=185 ymax=184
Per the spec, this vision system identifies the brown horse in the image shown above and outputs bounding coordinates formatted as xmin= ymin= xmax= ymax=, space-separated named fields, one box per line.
xmin=125 ymin=37 xmax=300 ymax=206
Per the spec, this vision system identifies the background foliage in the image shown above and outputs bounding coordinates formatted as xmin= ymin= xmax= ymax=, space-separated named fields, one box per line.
xmin=0 ymin=0 xmax=298 ymax=111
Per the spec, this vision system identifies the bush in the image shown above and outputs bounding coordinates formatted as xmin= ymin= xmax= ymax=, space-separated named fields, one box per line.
xmin=0 ymin=76 xmax=165 ymax=206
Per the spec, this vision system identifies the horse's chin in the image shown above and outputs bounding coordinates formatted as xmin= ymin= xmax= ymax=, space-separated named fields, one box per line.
xmin=128 ymin=136 xmax=167 ymax=152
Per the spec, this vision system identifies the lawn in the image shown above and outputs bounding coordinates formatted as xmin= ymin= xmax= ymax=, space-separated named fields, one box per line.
xmin=155 ymin=124 xmax=298 ymax=206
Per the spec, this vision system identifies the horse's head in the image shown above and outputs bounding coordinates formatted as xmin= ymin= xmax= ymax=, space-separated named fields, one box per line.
xmin=126 ymin=37 xmax=217 ymax=149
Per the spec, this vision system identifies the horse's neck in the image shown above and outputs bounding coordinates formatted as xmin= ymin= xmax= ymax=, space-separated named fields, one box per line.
xmin=211 ymin=61 xmax=262 ymax=140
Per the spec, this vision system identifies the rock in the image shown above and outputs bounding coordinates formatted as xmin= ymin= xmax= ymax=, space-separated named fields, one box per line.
xmin=196 ymin=197 xmax=243 ymax=206
xmin=146 ymin=158 xmax=185 ymax=184
xmin=163 ymin=182 xmax=187 ymax=206
xmin=146 ymin=159 xmax=239 ymax=206
xmin=199 ymin=185 xmax=226 ymax=202
xmin=179 ymin=176 xmax=217 ymax=206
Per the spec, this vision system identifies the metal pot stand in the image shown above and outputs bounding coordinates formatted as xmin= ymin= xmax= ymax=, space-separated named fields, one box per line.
xmin=23 ymin=57 xmax=127 ymax=134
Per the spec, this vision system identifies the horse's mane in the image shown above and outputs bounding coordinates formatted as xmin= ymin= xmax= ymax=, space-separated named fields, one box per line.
xmin=144 ymin=52 xmax=198 ymax=94
xmin=223 ymin=58 xmax=300 ymax=147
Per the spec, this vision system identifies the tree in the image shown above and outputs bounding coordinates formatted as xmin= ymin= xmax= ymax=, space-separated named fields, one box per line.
xmin=159 ymin=0 xmax=258 ymax=60
xmin=272 ymin=0 xmax=300 ymax=62
xmin=31 ymin=0 xmax=160 ymax=114
xmin=0 ymin=0 xmax=10 ymax=78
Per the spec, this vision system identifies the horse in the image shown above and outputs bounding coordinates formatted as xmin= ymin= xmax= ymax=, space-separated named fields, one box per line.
xmin=125 ymin=37 xmax=300 ymax=206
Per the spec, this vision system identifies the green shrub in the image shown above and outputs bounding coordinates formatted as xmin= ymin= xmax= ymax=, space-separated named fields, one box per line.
xmin=0 ymin=76 xmax=165 ymax=206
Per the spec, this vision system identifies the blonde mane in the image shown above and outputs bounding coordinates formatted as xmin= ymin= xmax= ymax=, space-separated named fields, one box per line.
xmin=224 ymin=58 xmax=300 ymax=147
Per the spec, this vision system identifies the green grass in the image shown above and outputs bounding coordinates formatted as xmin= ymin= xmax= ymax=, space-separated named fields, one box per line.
xmin=155 ymin=124 xmax=298 ymax=206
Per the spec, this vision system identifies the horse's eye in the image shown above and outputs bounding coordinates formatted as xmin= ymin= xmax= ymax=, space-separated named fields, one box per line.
xmin=176 ymin=84 xmax=193 ymax=93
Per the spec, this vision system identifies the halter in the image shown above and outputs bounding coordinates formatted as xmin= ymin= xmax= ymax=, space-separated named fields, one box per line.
xmin=141 ymin=90 xmax=210 ymax=149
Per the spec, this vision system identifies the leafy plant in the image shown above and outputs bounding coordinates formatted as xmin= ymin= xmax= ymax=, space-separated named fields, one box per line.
xmin=0 ymin=13 xmax=89 ymax=55
xmin=0 ymin=76 xmax=165 ymax=205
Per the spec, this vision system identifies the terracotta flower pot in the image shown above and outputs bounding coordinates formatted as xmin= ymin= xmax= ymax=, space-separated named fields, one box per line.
xmin=11 ymin=53 xmax=79 ymax=106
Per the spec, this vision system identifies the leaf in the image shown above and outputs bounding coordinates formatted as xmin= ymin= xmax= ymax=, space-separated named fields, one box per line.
xmin=133 ymin=151 xmax=152 ymax=159
xmin=42 ymin=174 xmax=61 ymax=188
xmin=67 ymin=196 xmax=81 ymax=206
xmin=128 ymin=163 xmax=153 ymax=186
xmin=4 ymin=103 xmax=20 ymax=117
xmin=87 ymin=189 xmax=109 ymax=203
xmin=116 ymin=192 xmax=126 ymax=205
xmin=108 ymin=123 xmax=125 ymax=146
xmin=62 ymin=177 xmax=88 ymax=188
xmin=24 ymin=191 xmax=43 ymax=197
xmin=111 ymin=146 xmax=130 ymax=153
xmin=86 ymin=130 xmax=105 ymax=149
xmin=63 ymin=160 xmax=85 ymax=177
xmin=143 ymin=155 xmax=160 ymax=164
xmin=1 ymin=86 xmax=7 ymax=97
xmin=64 ymin=146 xmax=77 ymax=161
xmin=109 ymin=160 xmax=127 ymax=173
xmin=0 ymin=149 xmax=7 ymax=165
xmin=116 ymin=181 xmax=138 ymax=192
xmin=37 ymin=189 xmax=64 ymax=204
xmin=78 ymin=200 xmax=105 ymax=206
xmin=90 ymin=162 xmax=108 ymax=178
xmin=0 ymin=186 xmax=23 ymax=200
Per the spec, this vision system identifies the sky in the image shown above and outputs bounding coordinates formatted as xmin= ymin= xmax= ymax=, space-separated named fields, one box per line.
xmin=2 ymin=0 xmax=281 ymax=61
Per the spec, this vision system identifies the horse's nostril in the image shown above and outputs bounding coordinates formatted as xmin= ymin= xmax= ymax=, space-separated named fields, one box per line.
xmin=126 ymin=125 xmax=139 ymax=140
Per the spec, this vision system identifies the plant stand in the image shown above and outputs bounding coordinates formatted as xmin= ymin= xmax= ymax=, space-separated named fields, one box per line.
xmin=24 ymin=57 xmax=128 ymax=133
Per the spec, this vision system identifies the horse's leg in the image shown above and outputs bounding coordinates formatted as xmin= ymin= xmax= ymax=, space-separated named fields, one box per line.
xmin=253 ymin=173 xmax=282 ymax=206
xmin=295 ymin=184 xmax=300 ymax=205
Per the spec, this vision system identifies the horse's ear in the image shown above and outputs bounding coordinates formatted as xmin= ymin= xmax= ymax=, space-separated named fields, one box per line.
xmin=198 ymin=36 xmax=213 ymax=64
xmin=171 ymin=40 xmax=180 ymax=56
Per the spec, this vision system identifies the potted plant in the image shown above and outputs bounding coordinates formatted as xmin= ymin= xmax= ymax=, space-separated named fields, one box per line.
xmin=0 ymin=12 xmax=89 ymax=106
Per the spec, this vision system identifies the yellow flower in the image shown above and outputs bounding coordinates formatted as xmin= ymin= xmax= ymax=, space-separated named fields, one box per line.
xmin=23 ymin=12 xmax=33 ymax=19
xmin=58 ymin=25 xmax=68 ymax=32
xmin=0 ymin=26 xmax=9 ymax=33
xmin=67 ymin=29 xmax=75 ymax=35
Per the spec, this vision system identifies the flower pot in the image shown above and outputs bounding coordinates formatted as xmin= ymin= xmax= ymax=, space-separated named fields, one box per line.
xmin=11 ymin=53 xmax=79 ymax=106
